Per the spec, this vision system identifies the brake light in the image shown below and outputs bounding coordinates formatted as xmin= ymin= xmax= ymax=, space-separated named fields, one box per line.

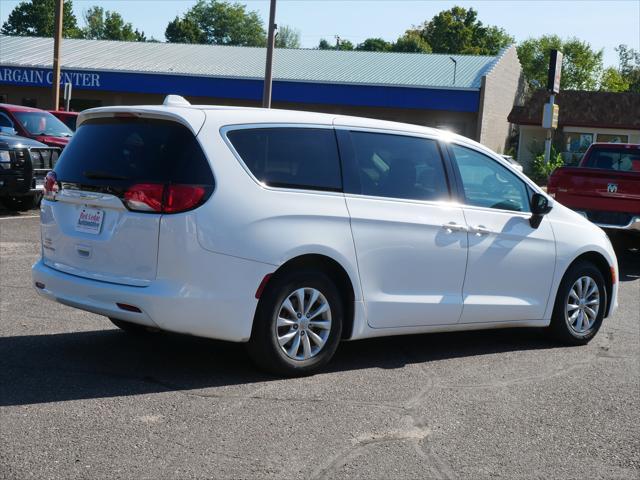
xmin=123 ymin=183 xmax=207 ymax=213
xmin=124 ymin=183 xmax=164 ymax=212
xmin=164 ymin=184 xmax=206 ymax=213
xmin=43 ymin=171 xmax=59 ymax=200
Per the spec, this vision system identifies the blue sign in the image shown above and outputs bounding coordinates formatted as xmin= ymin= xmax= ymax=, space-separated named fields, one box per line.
xmin=0 ymin=65 xmax=480 ymax=113
xmin=0 ymin=67 xmax=101 ymax=88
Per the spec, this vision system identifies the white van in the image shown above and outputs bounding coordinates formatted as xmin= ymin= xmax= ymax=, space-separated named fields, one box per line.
xmin=32 ymin=97 xmax=618 ymax=375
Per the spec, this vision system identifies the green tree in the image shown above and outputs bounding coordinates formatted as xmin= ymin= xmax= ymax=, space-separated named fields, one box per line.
xmin=517 ymin=35 xmax=604 ymax=91
xmin=391 ymin=30 xmax=431 ymax=53
xmin=337 ymin=39 xmax=354 ymax=51
xmin=416 ymin=6 xmax=513 ymax=55
xmin=615 ymin=44 xmax=640 ymax=93
xmin=357 ymin=38 xmax=391 ymax=52
xmin=317 ymin=37 xmax=354 ymax=50
xmin=165 ymin=16 xmax=204 ymax=44
xmin=1 ymin=0 xmax=82 ymax=38
xmin=83 ymin=6 xmax=145 ymax=41
xmin=317 ymin=38 xmax=332 ymax=50
xmin=165 ymin=0 xmax=265 ymax=46
xmin=275 ymin=25 xmax=300 ymax=49
xmin=600 ymin=67 xmax=630 ymax=92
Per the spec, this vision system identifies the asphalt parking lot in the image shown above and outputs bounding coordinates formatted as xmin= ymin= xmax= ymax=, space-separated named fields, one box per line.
xmin=1 ymin=208 xmax=638 ymax=479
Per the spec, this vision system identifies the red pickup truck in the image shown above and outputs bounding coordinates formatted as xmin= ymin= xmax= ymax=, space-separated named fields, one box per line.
xmin=547 ymin=143 xmax=640 ymax=240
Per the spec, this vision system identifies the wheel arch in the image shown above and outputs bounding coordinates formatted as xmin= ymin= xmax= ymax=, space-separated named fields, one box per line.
xmin=259 ymin=253 xmax=357 ymax=340
xmin=558 ymin=251 xmax=614 ymax=318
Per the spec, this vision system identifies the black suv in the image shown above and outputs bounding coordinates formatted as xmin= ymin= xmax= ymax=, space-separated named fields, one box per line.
xmin=0 ymin=130 xmax=60 ymax=211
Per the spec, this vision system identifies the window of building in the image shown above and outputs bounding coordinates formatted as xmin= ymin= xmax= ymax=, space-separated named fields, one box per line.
xmin=21 ymin=98 xmax=37 ymax=108
xmin=596 ymin=133 xmax=628 ymax=143
xmin=563 ymin=132 xmax=593 ymax=165
xmin=70 ymin=99 xmax=102 ymax=111
xmin=227 ymin=128 xmax=342 ymax=192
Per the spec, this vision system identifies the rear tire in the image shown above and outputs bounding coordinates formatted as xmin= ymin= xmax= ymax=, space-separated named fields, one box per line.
xmin=247 ymin=270 xmax=343 ymax=376
xmin=549 ymin=260 xmax=606 ymax=345
xmin=1 ymin=194 xmax=37 ymax=212
xmin=109 ymin=317 xmax=154 ymax=334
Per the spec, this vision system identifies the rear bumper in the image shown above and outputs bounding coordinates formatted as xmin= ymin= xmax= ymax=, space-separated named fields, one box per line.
xmin=573 ymin=210 xmax=640 ymax=232
xmin=32 ymin=255 xmax=272 ymax=342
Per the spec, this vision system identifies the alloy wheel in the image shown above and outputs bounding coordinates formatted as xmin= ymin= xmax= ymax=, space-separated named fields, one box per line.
xmin=565 ymin=276 xmax=600 ymax=334
xmin=275 ymin=287 xmax=332 ymax=361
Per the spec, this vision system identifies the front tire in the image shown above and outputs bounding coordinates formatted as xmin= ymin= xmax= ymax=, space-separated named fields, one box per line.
xmin=247 ymin=270 xmax=343 ymax=376
xmin=549 ymin=261 xmax=606 ymax=344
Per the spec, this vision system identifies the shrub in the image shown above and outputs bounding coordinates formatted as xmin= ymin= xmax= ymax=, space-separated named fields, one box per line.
xmin=531 ymin=151 xmax=564 ymax=185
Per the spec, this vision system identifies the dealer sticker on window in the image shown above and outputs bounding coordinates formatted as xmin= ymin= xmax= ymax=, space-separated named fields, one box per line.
xmin=76 ymin=207 xmax=104 ymax=234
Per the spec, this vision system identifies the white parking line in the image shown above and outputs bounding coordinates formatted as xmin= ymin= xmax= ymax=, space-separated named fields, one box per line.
xmin=0 ymin=214 xmax=40 ymax=220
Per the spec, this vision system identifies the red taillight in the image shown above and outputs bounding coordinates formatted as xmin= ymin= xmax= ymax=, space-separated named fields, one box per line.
xmin=123 ymin=183 xmax=207 ymax=214
xmin=164 ymin=184 xmax=206 ymax=213
xmin=43 ymin=171 xmax=58 ymax=200
xmin=124 ymin=183 xmax=164 ymax=212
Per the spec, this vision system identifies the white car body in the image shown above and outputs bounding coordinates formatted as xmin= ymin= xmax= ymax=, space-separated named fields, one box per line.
xmin=32 ymin=102 xmax=618 ymax=346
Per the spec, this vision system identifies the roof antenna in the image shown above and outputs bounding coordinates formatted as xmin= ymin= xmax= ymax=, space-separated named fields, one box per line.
xmin=163 ymin=95 xmax=191 ymax=107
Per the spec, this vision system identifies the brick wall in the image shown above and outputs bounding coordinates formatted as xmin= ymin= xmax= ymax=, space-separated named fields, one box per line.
xmin=476 ymin=46 xmax=524 ymax=153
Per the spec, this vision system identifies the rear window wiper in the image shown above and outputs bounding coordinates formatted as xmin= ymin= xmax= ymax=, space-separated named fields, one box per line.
xmin=83 ymin=170 xmax=130 ymax=181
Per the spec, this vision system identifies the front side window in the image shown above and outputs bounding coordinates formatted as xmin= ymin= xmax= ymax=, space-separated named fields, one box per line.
xmin=227 ymin=128 xmax=342 ymax=191
xmin=450 ymin=144 xmax=530 ymax=213
xmin=343 ymin=131 xmax=449 ymax=202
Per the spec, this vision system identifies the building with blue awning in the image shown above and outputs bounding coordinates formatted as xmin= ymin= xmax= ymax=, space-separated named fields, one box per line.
xmin=0 ymin=35 xmax=524 ymax=152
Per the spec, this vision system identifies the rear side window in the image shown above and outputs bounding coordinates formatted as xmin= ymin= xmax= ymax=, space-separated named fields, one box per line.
xmin=54 ymin=118 xmax=214 ymax=186
xmin=227 ymin=127 xmax=342 ymax=191
xmin=340 ymin=130 xmax=449 ymax=202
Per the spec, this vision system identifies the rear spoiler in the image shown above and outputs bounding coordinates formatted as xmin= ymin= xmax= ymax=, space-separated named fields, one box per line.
xmin=77 ymin=106 xmax=206 ymax=135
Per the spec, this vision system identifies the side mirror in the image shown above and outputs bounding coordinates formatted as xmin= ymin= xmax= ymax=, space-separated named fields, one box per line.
xmin=530 ymin=192 xmax=553 ymax=228
xmin=0 ymin=126 xmax=17 ymax=136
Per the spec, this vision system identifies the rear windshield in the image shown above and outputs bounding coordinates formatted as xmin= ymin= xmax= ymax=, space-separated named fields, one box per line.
xmin=583 ymin=147 xmax=640 ymax=172
xmin=54 ymin=117 xmax=214 ymax=186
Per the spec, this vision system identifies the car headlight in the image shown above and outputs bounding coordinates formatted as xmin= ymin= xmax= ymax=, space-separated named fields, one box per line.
xmin=0 ymin=150 xmax=10 ymax=169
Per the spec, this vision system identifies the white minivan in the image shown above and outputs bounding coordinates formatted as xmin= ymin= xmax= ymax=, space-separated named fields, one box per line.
xmin=32 ymin=97 xmax=618 ymax=375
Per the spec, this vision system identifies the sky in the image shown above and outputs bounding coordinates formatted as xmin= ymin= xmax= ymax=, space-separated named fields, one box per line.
xmin=0 ymin=0 xmax=639 ymax=67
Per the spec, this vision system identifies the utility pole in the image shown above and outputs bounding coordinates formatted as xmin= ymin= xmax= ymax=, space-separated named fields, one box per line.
xmin=543 ymin=50 xmax=562 ymax=163
xmin=262 ymin=0 xmax=277 ymax=108
xmin=51 ymin=0 xmax=63 ymax=110
xmin=449 ymin=56 xmax=457 ymax=86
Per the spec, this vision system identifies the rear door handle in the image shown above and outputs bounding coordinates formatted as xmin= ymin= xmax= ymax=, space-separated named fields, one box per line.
xmin=442 ymin=222 xmax=468 ymax=233
xmin=470 ymin=225 xmax=491 ymax=235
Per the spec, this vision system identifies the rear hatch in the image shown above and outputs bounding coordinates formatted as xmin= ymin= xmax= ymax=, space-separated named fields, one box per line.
xmin=41 ymin=112 xmax=213 ymax=286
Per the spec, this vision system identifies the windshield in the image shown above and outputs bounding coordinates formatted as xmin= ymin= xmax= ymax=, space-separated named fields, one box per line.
xmin=14 ymin=111 xmax=74 ymax=137
xmin=583 ymin=147 xmax=640 ymax=172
